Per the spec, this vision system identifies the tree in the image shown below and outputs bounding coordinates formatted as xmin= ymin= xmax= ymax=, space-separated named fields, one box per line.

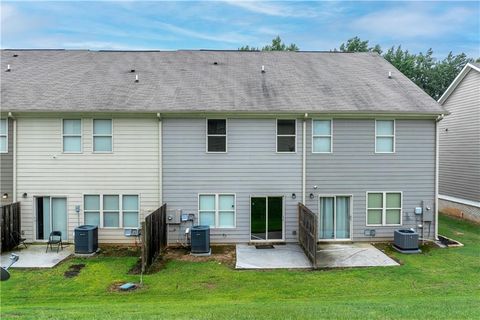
xmin=239 ymin=36 xmax=299 ymax=51
xmin=339 ymin=36 xmax=382 ymax=54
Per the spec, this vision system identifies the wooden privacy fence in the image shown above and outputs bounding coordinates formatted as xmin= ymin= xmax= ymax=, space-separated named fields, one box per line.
xmin=298 ymin=203 xmax=318 ymax=268
xmin=1 ymin=202 xmax=21 ymax=253
xmin=141 ymin=203 xmax=167 ymax=272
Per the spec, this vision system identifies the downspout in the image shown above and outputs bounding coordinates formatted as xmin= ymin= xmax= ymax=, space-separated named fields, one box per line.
xmin=8 ymin=112 xmax=16 ymax=203
xmin=302 ymin=113 xmax=308 ymax=204
xmin=157 ymin=113 xmax=162 ymax=207
xmin=434 ymin=114 xmax=444 ymax=240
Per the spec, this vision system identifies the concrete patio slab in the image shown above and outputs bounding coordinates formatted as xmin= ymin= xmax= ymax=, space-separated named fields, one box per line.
xmin=317 ymin=243 xmax=399 ymax=268
xmin=1 ymin=244 xmax=73 ymax=268
xmin=236 ymin=244 xmax=312 ymax=269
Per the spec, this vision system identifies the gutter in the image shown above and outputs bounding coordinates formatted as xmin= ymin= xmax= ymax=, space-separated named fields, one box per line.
xmin=8 ymin=112 xmax=16 ymax=203
xmin=434 ymin=114 xmax=444 ymax=240
xmin=302 ymin=113 xmax=307 ymax=204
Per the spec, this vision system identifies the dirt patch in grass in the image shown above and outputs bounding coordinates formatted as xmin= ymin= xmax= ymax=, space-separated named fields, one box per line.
xmin=165 ymin=245 xmax=236 ymax=267
xmin=99 ymin=245 xmax=141 ymax=257
xmin=64 ymin=264 xmax=85 ymax=278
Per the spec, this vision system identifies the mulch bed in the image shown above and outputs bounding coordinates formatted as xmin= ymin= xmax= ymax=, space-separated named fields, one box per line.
xmin=64 ymin=264 xmax=85 ymax=278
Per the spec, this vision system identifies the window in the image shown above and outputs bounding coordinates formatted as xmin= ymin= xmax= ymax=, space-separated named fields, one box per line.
xmin=62 ymin=119 xmax=82 ymax=153
xmin=0 ymin=119 xmax=7 ymax=153
xmin=198 ymin=194 xmax=235 ymax=228
xmin=277 ymin=119 xmax=296 ymax=152
xmin=93 ymin=119 xmax=112 ymax=152
xmin=83 ymin=194 xmax=139 ymax=228
xmin=312 ymin=120 xmax=332 ymax=153
xmin=367 ymin=192 xmax=402 ymax=226
xmin=376 ymin=120 xmax=395 ymax=153
xmin=207 ymin=119 xmax=227 ymax=152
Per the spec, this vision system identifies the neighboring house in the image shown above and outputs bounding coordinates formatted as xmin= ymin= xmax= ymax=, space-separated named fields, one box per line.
xmin=0 ymin=117 xmax=14 ymax=205
xmin=0 ymin=50 xmax=445 ymax=244
xmin=438 ymin=63 xmax=480 ymax=223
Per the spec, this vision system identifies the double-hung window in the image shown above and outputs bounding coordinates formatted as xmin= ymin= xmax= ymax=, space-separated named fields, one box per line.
xmin=0 ymin=119 xmax=7 ymax=153
xmin=93 ymin=119 xmax=113 ymax=152
xmin=207 ymin=119 xmax=227 ymax=152
xmin=84 ymin=194 xmax=139 ymax=228
xmin=312 ymin=120 xmax=332 ymax=153
xmin=198 ymin=194 xmax=235 ymax=228
xmin=62 ymin=119 xmax=82 ymax=153
xmin=277 ymin=119 xmax=296 ymax=152
xmin=375 ymin=120 xmax=395 ymax=153
xmin=367 ymin=192 xmax=402 ymax=226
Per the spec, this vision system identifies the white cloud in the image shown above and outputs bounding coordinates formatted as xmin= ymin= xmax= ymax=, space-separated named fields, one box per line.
xmin=222 ymin=0 xmax=316 ymax=18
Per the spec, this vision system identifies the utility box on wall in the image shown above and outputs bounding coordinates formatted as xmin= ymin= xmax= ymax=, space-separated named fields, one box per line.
xmin=167 ymin=209 xmax=182 ymax=224
xmin=422 ymin=200 xmax=434 ymax=222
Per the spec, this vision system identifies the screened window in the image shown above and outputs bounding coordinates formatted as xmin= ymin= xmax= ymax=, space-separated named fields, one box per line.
xmin=312 ymin=120 xmax=332 ymax=153
xmin=83 ymin=194 xmax=138 ymax=228
xmin=199 ymin=194 xmax=235 ymax=228
xmin=84 ymin=195 xmax=100 ymax=226
xmin=376 ymin=120 xmax=395 ymax=153
xmin=63 ymin=119 xmax=82 ymax=153
xmin=122 ymin=195 xmax=139 ymax=228
xmin=367 ymin=192 xmax=402 ymax=226
xmin=0 ymin=119 xmax=7 ymax=153
xmin=103 ymin=195 xmax=119 ymax=227
xmin=93 ymin=119 xmax=112 ymax=152
xmin=207 ymin=119 xmax=227 ymax=152
xmin=277 ymin=119 xmax=296 ymax=152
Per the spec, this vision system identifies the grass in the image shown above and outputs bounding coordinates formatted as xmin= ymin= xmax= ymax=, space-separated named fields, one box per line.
xmin=1 ymin=214 xmax=479 ymax=319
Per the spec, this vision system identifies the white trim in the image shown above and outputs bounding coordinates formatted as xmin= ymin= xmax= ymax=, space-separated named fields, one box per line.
xmin=33 ymin=195 xmax=69 ymax=241
xmin=276 ymin=119 xmax=297 ymax=153
xmin=435 ymin=120 xmax=439 ymax=240
xmin=249 ymin=195 xmax=285 ymax=242
xmin=366 ymin=191 xmax=403 ymax=226
xmin=12 ymin=118 xmax=16 ymax=202
xmin=375 ymin=119 xmax=396 ymax=153
xmin=0 ymin=118 xmax=7 ymax=153
xmin=438 ymin=63 xmax=480 ymax=105
xmin=206 ymin=118 xmax=228 ymax=153
xmin=312 ymin=118 xmax=333 ymax=153
xmin=61 ymin=118 xmax=83 ymax=154
xmin=317 ymin=194 xmax=353 ymax=241
xmin=439 ymin=194 xmax=480 ymax=209
xmin=198 ymin=193 xmax=236 ymax=229
xmin=302 ymin=118 xmax=306 ymax=204
xmin=158 ymin=117 xmax=163 ymax=207
xmin=92 ymin=119 xmax=113 ymax=153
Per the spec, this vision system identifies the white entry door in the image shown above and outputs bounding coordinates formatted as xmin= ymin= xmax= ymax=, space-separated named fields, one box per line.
xmin=36 ymin=197 xmax=68 ymax=240
xmin=318 ymin=196 xmax=351 ymax=240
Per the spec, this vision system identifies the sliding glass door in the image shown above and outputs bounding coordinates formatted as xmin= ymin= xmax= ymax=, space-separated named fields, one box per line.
xmin=36 ymin=197 xmax=68 ymax=240
xmin=319 ymin=196 xmax=351 ymax=240
xmin=250 ymin=196 xmax=283 ymax=241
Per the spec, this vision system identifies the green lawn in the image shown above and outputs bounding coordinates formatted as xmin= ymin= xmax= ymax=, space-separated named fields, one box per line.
xmin=1 ymin=215 xmax=479 ymax=319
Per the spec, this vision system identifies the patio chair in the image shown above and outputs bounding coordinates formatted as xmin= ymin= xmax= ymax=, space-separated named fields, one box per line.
xmin=10 ymin=230 xmax=28 ymax=249
xmin=46 ymin=231 xmax=63 ymax=253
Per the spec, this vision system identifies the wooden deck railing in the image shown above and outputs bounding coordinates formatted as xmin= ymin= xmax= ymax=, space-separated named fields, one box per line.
xmin=298 ymin=203 xmax=318 ymax=268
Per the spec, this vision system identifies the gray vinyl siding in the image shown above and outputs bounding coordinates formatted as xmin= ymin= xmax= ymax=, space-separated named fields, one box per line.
xmin=305 ymin=119 xmax=436 ymax=240
xmin=439 ymin=69 xmax=480 ymax=202
xmin=163 ymin=118 xmax=303 ymax=244
xmin=0 ymin=118 xmax=13 ymax=205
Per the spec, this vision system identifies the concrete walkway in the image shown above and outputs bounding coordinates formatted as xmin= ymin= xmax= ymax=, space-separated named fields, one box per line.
xmin=1 ymin=244 xmax=73 ymax=268
xmin=236 ymin=244 xmax=312 ymax=269
xmin=317 ymin=243 xmax=399 ymax=268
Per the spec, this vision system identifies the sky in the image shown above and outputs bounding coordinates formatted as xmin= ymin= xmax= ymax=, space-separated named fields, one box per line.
xmin=1 ymin=1 xmax=479 ymax=58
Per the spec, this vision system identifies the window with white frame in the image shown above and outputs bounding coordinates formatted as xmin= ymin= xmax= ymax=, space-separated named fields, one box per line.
xmin=84 ymin=194 xmax=139 ymax=228
xmin=62 ymin=119 xmax=82 ymax=153
xmin=277 ymin=119 xmax=296 ymax=152
xmin=93 ymin=119 xmax=112 ymax=152
xmin=198 ymin=194 xmax=235 ymax=228
xmin=0 ymin=119 xmax=7 ymax=153
xmin=312 ymin=120 xmax=332 ymax=153
xmin=375 ymin=120 xmax=395 ymax=153
xmin=207 ymin=119 xmax=227 ymax=152
xmin=367 ymin=192 xmax=402 ymax=226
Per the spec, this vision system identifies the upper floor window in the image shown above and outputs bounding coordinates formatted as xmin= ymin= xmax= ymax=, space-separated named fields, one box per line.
xmin=0 ymin=119 xmax=7 ymax=153
xmin=198 ymin=193 xmax=235 ymax=228
xmin=62 ymin=119 xmax=82 ymax=153
xmin=277 ymin=119 xmax=296 ymax=153
xmin=93 ymin=119 xmax=112 ymax=153
xmin=207 ymin=119 xmax=227 ymax=152
xmin=312 ymin=120 xmax=332 ymax=153
xmin=367 ymin=192 xmax=402 ymax=226
xmin=375 ymin=120 xmax=395 ymax=153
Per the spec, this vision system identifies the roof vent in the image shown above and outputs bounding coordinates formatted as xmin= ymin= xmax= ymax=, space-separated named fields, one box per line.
xmin=261 ymin=65 xmax=265 ymax=73
xmin=5 ymin=64 xmax=11 ymax=72
xmin=135 ymin=74 xmax=139 ymax=83
xmin=213 ymin=61 xmax=218 ymax=65
xmin=13 ymin=54 xmax=18 ymax=57
xmin=388 ymin=71 xmax=392 ymax=79
xmin=130 ymin=69 xmax=135 ymax=73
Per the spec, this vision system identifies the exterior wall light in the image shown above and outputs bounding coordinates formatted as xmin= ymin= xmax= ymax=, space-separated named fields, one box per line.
xmin=309 ymin=193 xmax=315 ymax=199
xmin=291 ymin=193 xmax=296 ymax=199
xmin=2 ymin=193 xmax=8 ymax=199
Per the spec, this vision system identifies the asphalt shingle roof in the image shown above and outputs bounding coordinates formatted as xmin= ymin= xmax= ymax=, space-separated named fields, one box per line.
xmin=1 ymin=50 xmax=445 ymax=114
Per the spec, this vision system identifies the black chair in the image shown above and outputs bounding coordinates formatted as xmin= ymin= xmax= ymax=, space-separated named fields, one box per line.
xmin=10 ymin=230 xmax=28 ymax=249
xmin=46 ymin=231 xmax=63 ymax=253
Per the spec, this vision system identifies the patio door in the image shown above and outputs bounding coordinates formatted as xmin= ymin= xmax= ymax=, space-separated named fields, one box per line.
xmin=36 ymin=197 xmax=68 ymax=240
xmin=250 ymin=196 xmax=283 ymax=241
xmin=319 ymin=196 xmax=351 ymax=240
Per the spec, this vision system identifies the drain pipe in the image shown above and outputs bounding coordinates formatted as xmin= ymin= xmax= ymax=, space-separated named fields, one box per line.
xmin=302 ymin=113 xmax=308 ymax=204
xmin=434 ymin=114 xmax=444 ymax=240
xmin=8 ymin=112 xmax=16 ymax=203
xmin=157 ymin=113 xmax=162 ymax=206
